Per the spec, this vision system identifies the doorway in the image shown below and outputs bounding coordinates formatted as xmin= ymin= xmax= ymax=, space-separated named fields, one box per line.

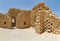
xmin=11 ymin=16 xmax=16 ymax=27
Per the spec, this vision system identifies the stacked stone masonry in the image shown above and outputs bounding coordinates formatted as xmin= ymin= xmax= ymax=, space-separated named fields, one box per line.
xmin=0 ymin=2 xmax=60 ymax=34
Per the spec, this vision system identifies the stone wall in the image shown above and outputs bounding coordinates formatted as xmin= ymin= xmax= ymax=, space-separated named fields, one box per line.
xmin=32 ymin=2 xmax=60 ymax=34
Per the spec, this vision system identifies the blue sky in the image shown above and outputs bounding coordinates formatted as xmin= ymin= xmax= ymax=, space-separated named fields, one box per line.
xmin=0 ymin=0 xmax=60 ymax=18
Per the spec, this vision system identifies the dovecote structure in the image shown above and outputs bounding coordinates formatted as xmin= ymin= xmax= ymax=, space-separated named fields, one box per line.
xmin=0 ymin=2 xmax=60 ymax=34
xmin=31 ymin=2 xmax=60 ymax=34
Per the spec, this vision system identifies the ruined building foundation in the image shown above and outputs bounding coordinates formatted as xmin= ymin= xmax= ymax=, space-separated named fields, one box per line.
xmin=0 ymin=2 xmax=60 ymax=34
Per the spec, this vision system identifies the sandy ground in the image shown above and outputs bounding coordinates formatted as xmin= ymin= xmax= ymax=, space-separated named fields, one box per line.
xmin=0 ymin=27 xmax=60 ymax=41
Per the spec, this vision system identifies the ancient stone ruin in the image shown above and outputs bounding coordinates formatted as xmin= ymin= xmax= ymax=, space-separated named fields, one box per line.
xmin=0 ymin=2 xmax=60 ymax=34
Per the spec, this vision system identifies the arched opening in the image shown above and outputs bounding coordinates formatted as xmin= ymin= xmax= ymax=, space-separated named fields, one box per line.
xmin=11 ymin=16 xmax=16 ymax=27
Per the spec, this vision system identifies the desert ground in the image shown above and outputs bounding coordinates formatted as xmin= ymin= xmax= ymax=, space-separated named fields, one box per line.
xmin=0 ymin=27 xmax=60 ymax=41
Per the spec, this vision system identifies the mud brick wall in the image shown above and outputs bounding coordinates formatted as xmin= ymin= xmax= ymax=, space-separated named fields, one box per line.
xmin=7 ymin=8 xmax=21 ymax=18
xmin=0 ymin=14 xmax=11 ymax=28
xmin=16 ymin=11 xmax=30 ymax=28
